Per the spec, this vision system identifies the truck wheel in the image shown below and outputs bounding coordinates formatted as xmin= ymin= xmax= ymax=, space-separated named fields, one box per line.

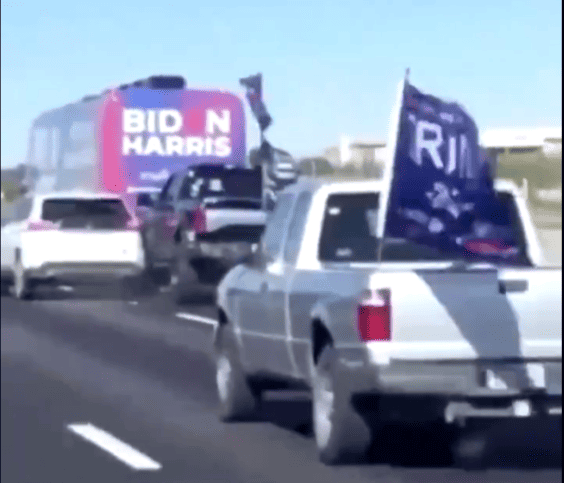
xmin=311 ymin=345 xmax=372 ymax=465
xmin=13 ymin=256 xmax=35 ymax=300
xmin=172 ymin=255 xmax=199 ymax=304
xmin=214 ymin=326 xmax=260 ymax=421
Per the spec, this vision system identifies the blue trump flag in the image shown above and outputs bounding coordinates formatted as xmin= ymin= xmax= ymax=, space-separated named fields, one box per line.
xmin=239 ymin=73 xmax=273 ymax=132
xmin=382 ymin=79 xmax=525 ymax=262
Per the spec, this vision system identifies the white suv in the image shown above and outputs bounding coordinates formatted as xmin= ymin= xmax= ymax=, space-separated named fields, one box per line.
xmin=1 ymin=191 xmax=146 ymax=299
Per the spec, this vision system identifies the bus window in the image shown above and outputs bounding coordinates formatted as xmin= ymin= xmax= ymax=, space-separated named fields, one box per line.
xmin=32 ymin=128 xmax=51 ymax=171
xmin=65 ymin=121 xmax=96 ymax=169
xmin=51 ymin=127 xmax=60 ymax=171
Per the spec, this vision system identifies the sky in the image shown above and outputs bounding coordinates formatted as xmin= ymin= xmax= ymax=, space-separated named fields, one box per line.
xmin=1 ymin=0 xmax=562 ymax=168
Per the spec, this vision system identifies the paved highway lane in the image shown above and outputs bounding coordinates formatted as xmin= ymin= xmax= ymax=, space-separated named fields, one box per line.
xmin=1 ymin=285 xmax=562 ymax=483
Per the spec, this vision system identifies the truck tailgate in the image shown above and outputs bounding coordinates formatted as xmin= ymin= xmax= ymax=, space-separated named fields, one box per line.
xmin=22 ymin=230 xmax=142 ymax=265
xmin=367 ymin=267 xmax=562 ymax=361
xmin=204 ymin=208 xmax=267 ymax=233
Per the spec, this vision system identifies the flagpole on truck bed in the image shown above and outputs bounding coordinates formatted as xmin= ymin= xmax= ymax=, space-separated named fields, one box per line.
xmin=376 ymin=68 xmax=409 ymax=262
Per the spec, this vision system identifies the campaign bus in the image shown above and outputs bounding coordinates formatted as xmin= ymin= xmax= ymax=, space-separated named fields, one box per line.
xmin=23 ymin=75 xmax=247 ymax=208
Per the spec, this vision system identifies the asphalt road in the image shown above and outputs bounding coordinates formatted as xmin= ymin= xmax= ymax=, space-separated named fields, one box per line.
xmin=1 ymin=283 xmax=562 ymax=483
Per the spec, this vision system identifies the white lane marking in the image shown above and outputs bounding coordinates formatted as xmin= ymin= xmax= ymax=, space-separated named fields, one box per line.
xmin=175 ymin=312 xmax=218 ymax=326
xmin=128 ymin=301 xmax=139 ymax=306
xmin=66 ymin=423 xmax=162 ymax=471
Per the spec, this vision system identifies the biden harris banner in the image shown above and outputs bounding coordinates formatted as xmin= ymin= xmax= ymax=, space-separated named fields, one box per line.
xmin=381 ymin=76 xmax=524 ymax=262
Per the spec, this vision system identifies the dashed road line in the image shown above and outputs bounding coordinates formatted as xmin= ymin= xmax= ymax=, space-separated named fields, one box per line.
xmin=175 ymin=312 xmax=218 ymax=326
xmin=66 ymin=422 xmax=162 ymax=471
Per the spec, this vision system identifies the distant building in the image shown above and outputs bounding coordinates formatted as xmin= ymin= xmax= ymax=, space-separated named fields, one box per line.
xmin=321 ymin=127 xmax=562 ymax=169
xmin=323 ymin=135 xmax=388 ymax=168
xmin=480 ymin=127 xmax=562 ymax=159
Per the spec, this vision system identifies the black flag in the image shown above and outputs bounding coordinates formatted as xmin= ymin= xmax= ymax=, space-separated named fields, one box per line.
xmin=239 ymin=73 xmax=273 ymax=132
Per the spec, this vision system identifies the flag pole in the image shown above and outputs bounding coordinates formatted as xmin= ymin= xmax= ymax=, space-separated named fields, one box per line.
xmin=376 ymin=68 xmax=410 ymax=262
xmin=261 ymin=130 xmax=268 ymax=210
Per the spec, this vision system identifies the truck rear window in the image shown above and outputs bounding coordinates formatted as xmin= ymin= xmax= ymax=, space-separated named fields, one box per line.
xmin=318 ymin=192 xmax=531 ymax=265
xmin=318 ymin=193 xmax=380 ymax=262
xmin=42 ymin=198 xmax=131 ymax=229
xmin=178 ymin=167 xmax=262 ymax=201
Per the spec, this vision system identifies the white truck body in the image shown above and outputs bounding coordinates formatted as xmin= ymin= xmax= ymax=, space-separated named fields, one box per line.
xmin=215 ymin=178 xmax=561 ymax=437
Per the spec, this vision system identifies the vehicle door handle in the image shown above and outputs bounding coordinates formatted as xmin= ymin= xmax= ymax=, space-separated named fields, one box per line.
xmin=499 ymin=279 xmax=529 ymax=294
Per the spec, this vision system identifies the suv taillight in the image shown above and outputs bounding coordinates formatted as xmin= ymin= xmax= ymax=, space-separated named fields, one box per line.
xmin=357 ymin=289 xmax=391 ymax=342
xmin=192 ymin=207 xmax=207 ymax=234
xmin=27 ymin=220 xmax=58 ymax=231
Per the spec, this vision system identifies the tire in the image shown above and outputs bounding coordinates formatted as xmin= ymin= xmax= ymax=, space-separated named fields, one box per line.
xmin=172 ymin=253 xmax=199 ymax=304
xmin=214 ymin=325 xmax=260 ymax=422
xmin=12 ymin=255 xmax=35 ymax=300
xmin=311 ymin=345 xmax=372 ymax=465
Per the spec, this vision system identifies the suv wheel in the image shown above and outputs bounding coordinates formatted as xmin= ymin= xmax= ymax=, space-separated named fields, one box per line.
xmin=13 ymin=255 xmax=35 ymax=300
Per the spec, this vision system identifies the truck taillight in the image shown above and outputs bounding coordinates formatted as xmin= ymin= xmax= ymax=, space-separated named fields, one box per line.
xmin=27 ymin=220 xmax=58 ymax=231
xmin=357 ymin=289 xmax=391 ymax=342
xmin=192 ymin=207 xmax=207 ymax=234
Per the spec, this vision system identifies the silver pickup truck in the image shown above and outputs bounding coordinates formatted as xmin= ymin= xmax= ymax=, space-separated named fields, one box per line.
xmin=214 ymin=177 xmax=562 ymax=465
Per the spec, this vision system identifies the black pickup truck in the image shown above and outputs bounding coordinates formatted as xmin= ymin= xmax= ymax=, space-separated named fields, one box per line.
xmin=138 ymin=164 xmax=267 ymax=302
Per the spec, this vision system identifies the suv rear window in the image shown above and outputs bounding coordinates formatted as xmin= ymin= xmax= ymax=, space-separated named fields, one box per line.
xmin=42 ymin=198 xmax=131 ymax=229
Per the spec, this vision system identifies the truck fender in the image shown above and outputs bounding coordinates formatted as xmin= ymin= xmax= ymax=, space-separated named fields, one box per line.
xmin=310 ymin=295 xmax=351 ymax=335
xmin=309 ymin=296 xmax=347 ymax=365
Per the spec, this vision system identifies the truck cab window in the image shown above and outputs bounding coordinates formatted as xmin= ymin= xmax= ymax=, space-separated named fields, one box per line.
xmin=318 ymin=193 xmax=380 ymax=262
xmin=159 ymin=175 xmax=176 ymax=203
xmin=178 ymin=176 xmax=195 ymax=200
xmin=284 ymin=192 xmax=312 ymax=264
xmin=261 ymin=193 xmax=295 ymax=261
